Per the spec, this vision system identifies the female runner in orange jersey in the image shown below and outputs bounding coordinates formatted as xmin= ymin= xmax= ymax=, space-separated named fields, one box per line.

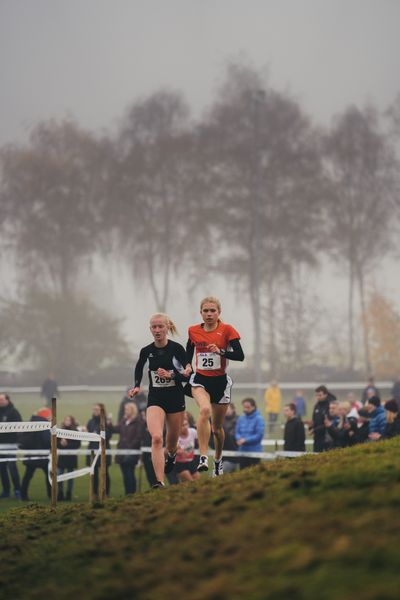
xmin=186 ymin=297 xmax=244 ymax=476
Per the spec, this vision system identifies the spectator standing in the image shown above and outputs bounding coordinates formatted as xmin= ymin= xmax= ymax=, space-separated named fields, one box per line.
xmin=366 ymin=396 xmax=386 ymax=440
xmin=20 ymin=408 xmax=52 ymax=501
xmin=324 ymin=401 xmax=357 ymax=449
xmin=361 ymin=377 xmax=379 ymax=405
xmin=391 ymin=378 xmax=400 ymax=407
xmin=382 ymin=400 xmax=400 ymax=439
xmin=264 ymin=380 xmax=282 ymax=436
xmin=292 ymin=390 xmax=306 ymax=418
xmin=112 ymin=402 xmax=144 ymax=495
xmin=118 ymin=389 xmax=147 ymax=423
xmin=309 ymin=385 xmax=336 ymax=452
xmin=40 ymin=373 xmax=59 ymax=408
xmin=86 ymin=404 xmax=113 ymax=499
xmin=222 ymin=403 xmax=239 ymax=473
xmin=283 ymin=403 xmax=305 ymax=452
xmin=235 ymin=398 xmax=265 ymax=470
xmin=57 ymin=415 xmax=81 ymax=501
xmin=0 ymin=392 xmax=22 ymax=499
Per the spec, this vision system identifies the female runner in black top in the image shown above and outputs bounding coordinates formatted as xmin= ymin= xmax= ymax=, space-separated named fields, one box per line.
xmin=128 ymin=313 xmax=191 ymax=488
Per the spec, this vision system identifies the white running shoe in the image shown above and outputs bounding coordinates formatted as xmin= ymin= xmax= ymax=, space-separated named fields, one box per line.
xmin=212 ymin=459 xmax=224 ymax=477
xmin=197 ymin=455 xmax=209 ymax=472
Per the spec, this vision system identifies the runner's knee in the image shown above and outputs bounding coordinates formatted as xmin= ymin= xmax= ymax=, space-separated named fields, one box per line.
xmin=199 ymin=405 xmax=211 ymax=420
xmin=151 ymin=433 xmax=163 ymax=448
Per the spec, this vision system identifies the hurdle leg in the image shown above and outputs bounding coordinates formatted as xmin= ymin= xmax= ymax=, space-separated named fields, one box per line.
xmin=51 ymin=396 xmax=58 ymax=509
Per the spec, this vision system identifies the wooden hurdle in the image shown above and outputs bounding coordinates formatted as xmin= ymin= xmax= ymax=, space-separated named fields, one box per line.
xmin=99 ymin=404 xmax=107 ymax=503
xmin=51 ymin=396 xmax=58 ymax=509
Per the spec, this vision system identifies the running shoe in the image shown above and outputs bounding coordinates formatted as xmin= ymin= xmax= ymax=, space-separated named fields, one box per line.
xmin=197 ymin=455 xmax=209 ymax=472
xmin=212 ymin=459 xmax=223 ymax=477
xmin=164 ymin=452 xmax=177 ymax=474
xmin=152 ymin=481 xmax=166 ymax=489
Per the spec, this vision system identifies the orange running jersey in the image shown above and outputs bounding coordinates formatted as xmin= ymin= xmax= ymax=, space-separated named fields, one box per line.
xmin=188 ymin=321 xmax=240 ymax=377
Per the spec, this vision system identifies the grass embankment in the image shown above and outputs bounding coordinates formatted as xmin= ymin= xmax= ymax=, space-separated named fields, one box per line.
xmin=1 ymin=440 xmax=400 ymax=600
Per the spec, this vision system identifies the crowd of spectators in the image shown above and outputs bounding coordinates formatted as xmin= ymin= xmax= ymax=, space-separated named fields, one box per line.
xmin=1 ymin=377 xmax=400 ymax=500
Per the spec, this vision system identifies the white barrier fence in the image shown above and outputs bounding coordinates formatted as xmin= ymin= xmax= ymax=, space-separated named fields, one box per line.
xmin=0 ymin=414 xmax=107 ymax=505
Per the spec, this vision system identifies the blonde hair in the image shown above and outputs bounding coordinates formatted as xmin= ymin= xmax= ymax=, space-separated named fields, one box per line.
xmin=200 ymin=296 xmax=221 ymax=312
xmin=149 ymin=313 xmax=178 ymax=336
xmin=124 ymin=402 xmax=138 ymax=419
xmin=386 ymin=410 xmax=395 ymax=424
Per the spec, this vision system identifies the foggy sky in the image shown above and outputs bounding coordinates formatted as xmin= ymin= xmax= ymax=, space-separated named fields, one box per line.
xmin=1 ymin=0 xmax=400 ymax=146
xmin=1 ymin=0 xmax=400 ymax=357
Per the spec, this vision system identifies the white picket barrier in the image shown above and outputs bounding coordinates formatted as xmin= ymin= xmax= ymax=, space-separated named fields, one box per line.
xmin=0 ymin=421 xmax=105 ymax=484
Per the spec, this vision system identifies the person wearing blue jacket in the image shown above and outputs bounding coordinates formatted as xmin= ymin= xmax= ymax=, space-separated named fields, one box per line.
xmin=366 ymin=396 xmax=386 ymax=440
xmin=235 ymin=398 xmax=265 ymax=470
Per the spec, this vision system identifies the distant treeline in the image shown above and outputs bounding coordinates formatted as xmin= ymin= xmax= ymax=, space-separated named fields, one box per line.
xmin=1 ymin=62 xmax=399 ymax=383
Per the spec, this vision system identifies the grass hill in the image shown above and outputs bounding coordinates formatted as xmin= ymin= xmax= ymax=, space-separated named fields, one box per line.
xmin=1 ymin=439 xmax=400 ymax=600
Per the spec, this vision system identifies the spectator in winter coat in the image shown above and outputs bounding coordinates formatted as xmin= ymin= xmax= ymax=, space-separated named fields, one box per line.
xmin=40 ymin=373 xmax=59 ymax=408
xmin=372 ymin=399 xmax=400 ymax=440
xmin=292 ymin=390 xmax=306 ymax=417
xmin=361 ymin=377 xmax=380 ymax=405
xmin=383 ymin=400 xmax=400 ymax=438
xmin=111 ymin=403 xmax=144 ymax=495
xmin=0 ymin=392 xmax=22 ymax=499
xmin=324 ymin=401 xmax=357 ymax=449
xmin=222 ymin=403 xmax=239 ymax=473
xmin=86 ymin=403 xmax=113 ymax=498
xmin=235 ymin=398 xmax=265 ymax=470
xmin=391 ymin=379 xmax=400 ymax=407
xmin=366 ymin=396 xmax=386 ymax=440
xmin=308 ymin=385 xmax=336 ymax=453
xmin=264 ymin=380 xmax=282 ymax=436
xmin=57 ymin=415 xmax=81 ymax=501
xmin=283 ymin=403 xmax=305 ymax=452
xmin=20 ymin=408 xmax=52 ymax=501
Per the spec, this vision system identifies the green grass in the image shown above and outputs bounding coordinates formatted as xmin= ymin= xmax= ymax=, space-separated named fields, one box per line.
xmin=1 ymin=439 xmax=400 ymax=599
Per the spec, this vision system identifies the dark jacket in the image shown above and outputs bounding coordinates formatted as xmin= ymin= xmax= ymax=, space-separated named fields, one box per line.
xmin=0 ymin=402 xmax=22 ymax=444
xmin=284 ymin=417 xmax=306 ymax=452
xmin=326 ymin=417 xmax=358 ymax=449
xmin=382 ymin=416 xmax=400 ymax=439
xmin=86 ymin=416 xmax=113 ymax=467
xmin=112 ymin=416 xmax=145 ymax=466
xmin=19 ymin=415 xmax=51 ymax=468
xmin=391 ymin=381 xmax=400 ymax=404
xmin=57 ymin=427 xmax=81 ymax=469
xmin=311 ymin=393 xmax=336 ymax=452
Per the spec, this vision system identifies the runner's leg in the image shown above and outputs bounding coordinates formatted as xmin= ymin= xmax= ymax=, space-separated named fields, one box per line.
xmin=211 ymin=403 xmax=229 ymax=461
xmin=146 ymin=406 xmax=166 ymax=483
xmin=165 ymin=411 xmax=184 ymax=455
xmin=192 ymin=386 xmax=212 ymax=456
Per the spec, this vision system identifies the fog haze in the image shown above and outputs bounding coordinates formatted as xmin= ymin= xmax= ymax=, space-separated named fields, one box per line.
xmin=1 ymin=0 xmax=399 ymax=377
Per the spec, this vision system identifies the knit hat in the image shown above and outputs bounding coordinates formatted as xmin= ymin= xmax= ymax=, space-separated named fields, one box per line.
xmin=37 ymin=407 xmax=52 ymax=419
xmin=384 ymin=399 xmax=399 ymax=414
xmin=367 ymin=396 xmax=380 ymax=408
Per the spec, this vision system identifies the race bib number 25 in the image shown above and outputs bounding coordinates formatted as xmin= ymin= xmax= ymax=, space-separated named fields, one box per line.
xmin=197 ymin=352 xmax=221 ymax=371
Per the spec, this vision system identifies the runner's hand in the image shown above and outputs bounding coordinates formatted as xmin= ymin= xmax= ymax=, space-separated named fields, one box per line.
xmin=157 ymin=368 xmax=172 ymax=379
xmin=128 ymin=387 xmax=140 ymax=398
xmin=207 ymin=343 xmax=221 ymax=354
xmin=182 ymin=365 xmax=192 ymax=377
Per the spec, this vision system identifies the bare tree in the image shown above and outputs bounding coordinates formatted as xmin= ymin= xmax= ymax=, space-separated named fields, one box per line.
xmin=200 ymin=63 xmax=324 ymax=382
xmin=0 ymin=119 xmax=128 ymax=379
xmin=108 ymin=90 xmax=209 ymax=312
xmin=323 ymin=106 xmax=397 ymax=374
